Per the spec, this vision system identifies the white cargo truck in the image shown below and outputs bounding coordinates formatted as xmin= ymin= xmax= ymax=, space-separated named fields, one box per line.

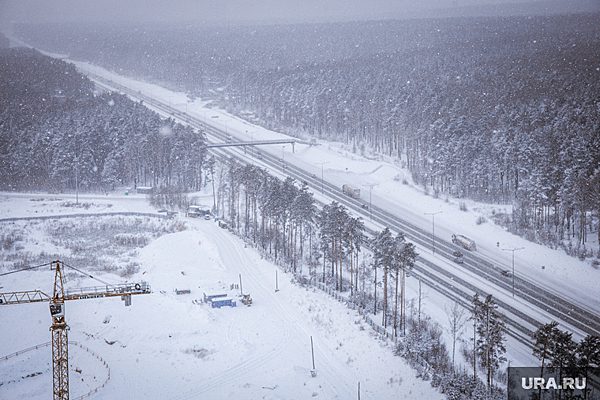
xmin=342 ymin=184 xmax=360 ymax=199
xmin=451 ymin=234 xmax=477 ymax=251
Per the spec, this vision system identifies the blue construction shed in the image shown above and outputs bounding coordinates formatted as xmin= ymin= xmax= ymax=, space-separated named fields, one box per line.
xmin=210 ymin=297 xmax=236 ymax=308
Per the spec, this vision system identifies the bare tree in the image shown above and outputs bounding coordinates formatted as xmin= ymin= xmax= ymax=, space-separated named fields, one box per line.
xmin=446 ymin=301 xmax=468 ymax=369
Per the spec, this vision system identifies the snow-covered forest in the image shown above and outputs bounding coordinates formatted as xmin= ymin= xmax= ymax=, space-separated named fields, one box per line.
xmin=2 ymin=7 xmax=600 ymax=398
xmin=0 ymin=47 xmax=207 ymax=192
xmin=15 ymin=13 xmax=600 ymax=255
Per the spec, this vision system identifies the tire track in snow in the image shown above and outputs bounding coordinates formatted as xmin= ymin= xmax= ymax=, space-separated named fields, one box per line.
xmin=169 ymin=224 xmax=295 ymax=400
xmin=210 ymin=226 xmax=356 ymax=399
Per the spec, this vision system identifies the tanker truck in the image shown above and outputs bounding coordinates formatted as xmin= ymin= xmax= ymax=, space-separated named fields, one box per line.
xmin=342 ymin=184 xmax=360 ymax=199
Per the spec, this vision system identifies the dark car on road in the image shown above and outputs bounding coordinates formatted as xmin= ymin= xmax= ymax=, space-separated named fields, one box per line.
xmin=452 ymin=250 xmax=464 ymax=264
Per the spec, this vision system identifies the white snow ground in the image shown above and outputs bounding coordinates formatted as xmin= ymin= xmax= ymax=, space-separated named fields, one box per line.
xmin=0 ymin=200 xmax=443 ymax=400
xmin=0 ymin=192 xmax=154 ymax=218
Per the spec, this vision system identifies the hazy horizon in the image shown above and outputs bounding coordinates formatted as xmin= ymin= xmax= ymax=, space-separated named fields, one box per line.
xmin=1 ymin=0 xmax=599 ymax=29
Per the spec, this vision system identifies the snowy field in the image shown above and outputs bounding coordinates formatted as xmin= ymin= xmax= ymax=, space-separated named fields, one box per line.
xmin=0 ymin=191 xmax=154 ymax=218
xmin=0 ymin=197 xmax=443 ymax=400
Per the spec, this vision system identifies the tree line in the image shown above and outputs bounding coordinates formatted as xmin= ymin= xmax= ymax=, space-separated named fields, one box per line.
xmin=212 ymin=158 xmax=516 ymax=399
xmin=0 ymin=47 xmax=207 ymax=192
xmin=17 ymin=13 xmax=600 ymax=257
xmin=212 ymin=158 xmax=424 ymax=337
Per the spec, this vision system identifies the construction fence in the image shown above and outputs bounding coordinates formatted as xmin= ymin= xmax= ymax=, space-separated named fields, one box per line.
xmin=0 ymin=340 xmax=111 ymax=400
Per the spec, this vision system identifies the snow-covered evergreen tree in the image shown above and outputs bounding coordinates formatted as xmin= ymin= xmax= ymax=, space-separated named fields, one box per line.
xmin=473 ymin=294 xmax=506 ymax=390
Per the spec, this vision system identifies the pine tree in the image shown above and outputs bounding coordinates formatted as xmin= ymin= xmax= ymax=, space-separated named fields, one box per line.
xmin=473 ymin=294 xmax=506 ymax=390
xmin=372 ymin=227 xmax=394 ymax=326
xmin=532 ymin=321 xmax=561 ymax=373
xmin=578 ymin=335 xmax=600 ymax=368
xmin=577 ymin=335 xmax=600 ymax=400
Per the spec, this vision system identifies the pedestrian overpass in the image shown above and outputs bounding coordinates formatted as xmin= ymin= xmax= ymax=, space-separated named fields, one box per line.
xmin=206 ymin=138 xmax=315 ymax=153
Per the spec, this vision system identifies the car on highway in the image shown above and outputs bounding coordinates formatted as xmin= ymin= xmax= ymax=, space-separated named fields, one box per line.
xmin=501 ymin=269 xmax=511 ymax=277
xmin=452 ymin=250 xmax=464 ymax=264
xmin=361 ymin=204 xmax=369 ymax=210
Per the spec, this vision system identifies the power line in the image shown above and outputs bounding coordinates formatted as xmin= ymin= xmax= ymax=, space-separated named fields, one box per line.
xmin=62 ymin=262 xmax=111 ymax=286
xmin=1 ymin=260 xmax=114 ymax=286
xmin=0 ymin=262 xmax=52 ymax=276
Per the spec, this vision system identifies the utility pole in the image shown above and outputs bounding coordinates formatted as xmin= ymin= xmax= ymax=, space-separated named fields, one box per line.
xmin=209 ymin=157 xmax=217 ymax=215
xmin=424 ymin=211 xmax=443 ymax=254
xmin=239 ymin=273 xmax=243 ymax=295
xmin=358 ymin=382 xmax=361 ymax=400
xmin=502 ymin=247 xmax=524 ymax=298
xmin=317 ymin=162 xmax=329 ymax=194
xmin=75 ymin=155 xmax=79 ymax=205
xmin=73 ymin=131 xmax=80 ymax=205
xmin=310 ymin=336 xmax=316 ymax=377
xmin=362 ymin=183 xmax=378 ymax=221
xmin=417 ymin=278 xmax=422 ymax=327
xmin=281 ymin=145 xmax=286 ymax=172
xmin=473 ymin=311 xmax=477 ymax=381
xmin=275 ymin=269 xmax=279 ymax=292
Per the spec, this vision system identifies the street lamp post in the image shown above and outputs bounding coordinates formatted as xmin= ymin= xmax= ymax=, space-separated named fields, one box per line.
xmin=75 ymin=154 xmax=79 ymax=205
xmin=282 ymin=145 xmax=286 ymax=172
xmin=502 ymin=247 xmax=524 ymax=298
xmin=70 ymin=132 xmax=80 ymax=205
xmin=362 ymin=183 xmax=378 ymax=221
xmin=424 ymin=211 xmax=443 ymax=254
xmin=317 ymin=162 xmax=329 ymax=194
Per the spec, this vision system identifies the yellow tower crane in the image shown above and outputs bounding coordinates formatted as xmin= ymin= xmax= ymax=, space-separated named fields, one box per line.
xmin=0 ymin=260 xmax=151 ymax=400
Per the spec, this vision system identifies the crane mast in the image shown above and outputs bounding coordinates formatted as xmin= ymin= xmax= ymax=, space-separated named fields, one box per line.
xmin=50 ymin=260 xmax=69 ymax=400
xmin=0 ymin=259 xmax=150 ymax=400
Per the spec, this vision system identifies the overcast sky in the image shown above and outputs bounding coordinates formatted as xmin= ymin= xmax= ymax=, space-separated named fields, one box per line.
xmin=1 ymin=0 xmax=598 ymax=27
